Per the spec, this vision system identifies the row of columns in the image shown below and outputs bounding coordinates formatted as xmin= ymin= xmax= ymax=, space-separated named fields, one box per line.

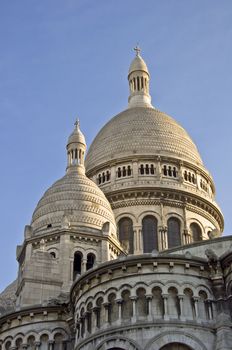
xmin=133 ymin=226 xmax=193 ymax=254
xmin=76 ymin=294 xmax=213 ymax=340
xmin=9 ymin=341 xmax=68 ymax=350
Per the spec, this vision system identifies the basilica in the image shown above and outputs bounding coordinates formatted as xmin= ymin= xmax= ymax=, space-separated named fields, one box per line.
xmin=0 ymin=49 xmax=232 ymax=350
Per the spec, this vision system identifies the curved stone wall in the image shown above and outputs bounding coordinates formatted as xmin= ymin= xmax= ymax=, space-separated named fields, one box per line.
xmin=71 ymin=254 xmax=216 ymax=350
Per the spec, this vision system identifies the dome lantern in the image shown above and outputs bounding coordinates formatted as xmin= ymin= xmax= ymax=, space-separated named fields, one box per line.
xmin=128 ymin=46 xmax=153 ymax=108
xmin=66 ymin=119 xmax=86 ymax=174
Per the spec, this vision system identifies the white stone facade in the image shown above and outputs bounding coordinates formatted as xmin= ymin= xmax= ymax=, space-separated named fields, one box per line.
xmin=0 ymin=50 xmax=231 ymax=350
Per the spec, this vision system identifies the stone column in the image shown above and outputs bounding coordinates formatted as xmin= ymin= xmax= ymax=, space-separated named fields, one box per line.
xmin=146 ymin=294 xmax=153 ymax=321
xmin=132 ymin=160 xmax=139 ymax=181
xmin=76 ymin=320 xmax=81 ymax=341
xmin=131 ymin=296 xmax=137 ymax=323
xmin=134 ymin=226 xmax=142 ymax=254
xmin=178 ymin=295 xmax=184 ymax=320
xmin=103 ymin=302 xmax=110 ymax=326
xmin=207 ymin=300 xmax=213 ymax=320
xmin=82 ymin=258 xmax=87 ymax=273
xmin=162 ymin=294 xmax=168 ymax=320
xmin=48 ymin=341 xmax=54 ymax=350
xmin=193 ymin=297 xmax=199 ymax=319
xmin=159 ymin=226 xmax=167 ymax=251
xmin=111 ymin=164 xmax=116 ymax=184
xmin=116 ymin=298 xmax=123 ymax=324
xmin=60 ymin=233 xmax=71 ymax=291
xmin=92 ymin=307 xmax=99 ymax=332
xmin=34 ymin=342 xmax=40 ymax=350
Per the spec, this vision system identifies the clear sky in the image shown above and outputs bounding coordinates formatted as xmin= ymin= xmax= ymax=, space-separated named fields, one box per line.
xmin=1 ymin=0 xmax=232 ymax=291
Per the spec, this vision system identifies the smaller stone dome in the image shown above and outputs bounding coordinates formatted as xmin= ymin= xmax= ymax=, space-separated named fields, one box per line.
xmin=31 ymin=121 xmax=117 ymax=236
xmin=31 ymin=172 xmax=116 ymax=235
xmin=67 ymin=119 xmax=86 ymax=146
xmin=128 ymin=53 xmax=149 ymax=75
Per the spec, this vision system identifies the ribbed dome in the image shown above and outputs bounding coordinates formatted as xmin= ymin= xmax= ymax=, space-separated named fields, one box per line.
xmin=128 ymin=55 xmax=149 ymax=75
xmin=67 ymin=120 xmax=86 ymax=145
xmin=31 ymin=171 xmax=116 ymax=235
xmin=85 ymin=107 xmax=203 ymax=172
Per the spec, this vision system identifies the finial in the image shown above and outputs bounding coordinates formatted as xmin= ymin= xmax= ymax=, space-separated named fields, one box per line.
xmin=134 ymin=44 xmax=141 ymax=57
xmin=74 ymin=118 xmax=80 ymax=130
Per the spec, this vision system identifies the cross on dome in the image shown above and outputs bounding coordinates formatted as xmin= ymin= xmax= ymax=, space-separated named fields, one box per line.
xmin=74 ymin=118 xmax=80 ymax=129
xmin=134 ymin=45 xmax=141 ymax=56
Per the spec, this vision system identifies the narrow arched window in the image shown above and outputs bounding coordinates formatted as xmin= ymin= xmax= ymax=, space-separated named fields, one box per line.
xmin=54 ymin=333 xmax=63 ymax=350
xmin=40 ymin=336 xmax=48 ymax=350
xmin=192 ymin=174 xmax=195 ymax=184
xmin=86 ymin=253 xmax=95 ymax=270
xmin=163 ymin=165 xmax=167 ymax=176
xmin=141 ymin=77 xmax=144 ymax=89
xmin=106 ymin=170 xmax=110 ymax=181
xmin=98 ymin=174 xmax=101 ymax=184
xmin=133 ymin=77 xmax=136 ymax=90
xmin=102 ymin=172 xmax=105 ymax=183
xmin=190 ymin=223 xmax=202 ymax=242
xmin=188 ymin=172 xmax=191 ymax=182
xmin=73 ymin=251 xmax=82 ymax=279
xmin=122 ymin=166 xmax=126 ymax=177
xmin=151 ymin=164 xmax=154 ymax=174
xmin=127 ymin=165 xmax=132 ymax=176
xmin=167 ymin=217 xmax=181 ymax=248
xmin=117 ymin=167 xmax=121 ymax=178
xmin=137 ymin=76 xmax=140 ymax=90
xmin=145 ymin=164 xmax=149 ymax=174
xmin=173 ymin=167 xmax=177 ymax=177
xmin=168 ymin=166 xmax=172 ymax=176
xmin=140 ymin=164 xmax=144 ymax=175
xmin=118 ymin=217 xmax=134 ymax=254
xmin=184 ymin=171 xmax=188 ymax=181
xmin=142 ymin=215 xmax=158 ymax=253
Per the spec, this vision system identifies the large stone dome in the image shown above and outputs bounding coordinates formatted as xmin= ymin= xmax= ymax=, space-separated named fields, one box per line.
xmin=85 ymin=106 xmax=203 ymax=173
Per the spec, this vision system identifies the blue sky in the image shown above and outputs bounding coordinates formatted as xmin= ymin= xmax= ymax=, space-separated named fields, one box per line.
xmin=1 ymin=0 xmax=232 ymax=291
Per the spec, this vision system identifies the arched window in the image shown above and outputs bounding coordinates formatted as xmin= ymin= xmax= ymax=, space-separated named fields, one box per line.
xmin=117 ymin=167 xmax=121 ymax=178
xmin=53 ymin=333 xmax=64 ymax=350
xmin=27 ymin=336 xmax=35 ymax=350
xmin=183 ymin=288 xmax=194 ymax=319
xmin=86 ymin=253 xmax=95 ymax=270
xmin=151 ymin=287 xmax=163 ymax=318
xmin=121 ymin=290 xmax=133 ymax=320
xmin=118 ymin=218 xmax=134 ymax=254
xmin=142 ymin=216 xmax=158 ymax=253
xmin=106 ymin=170 xmax=110 ymax=181
xmin=73 ymin=251 xmax=82 ymax=279
xmin=40 ymin=335 xmax=48 ymax=350
xmin=198 ymin=290 xmax=208 ymax=320
xmin=190 ymin=223 xmax=202 ymax=242
xmin=96 ymin=297 xmax=104 ymax=328
xmin=15 ymin=339 xmax=23 ymax=350
xmin=86 ymin=302 xmax=92 ymax=333
xmin=136 ymin=288 xmax=147 ymax=317
xmin=145 ymin=164 xmax=149 ymax=174
xmin=167 ymin=218 xmax=181 ymax=248
xmin=108 ymin=293 xmax=118 ymax=323
xmin=5 ymin=342 xmax=11 ymax=350
xmin=160 ymin=344 xmax=192 ymax=350
xmin=140 ymin=164 xmax=144 ymax=175
xmin=173 ymin=167 xmax=177 ymax=177
xmin=167 ymin=287 xmax=179 ymax=318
